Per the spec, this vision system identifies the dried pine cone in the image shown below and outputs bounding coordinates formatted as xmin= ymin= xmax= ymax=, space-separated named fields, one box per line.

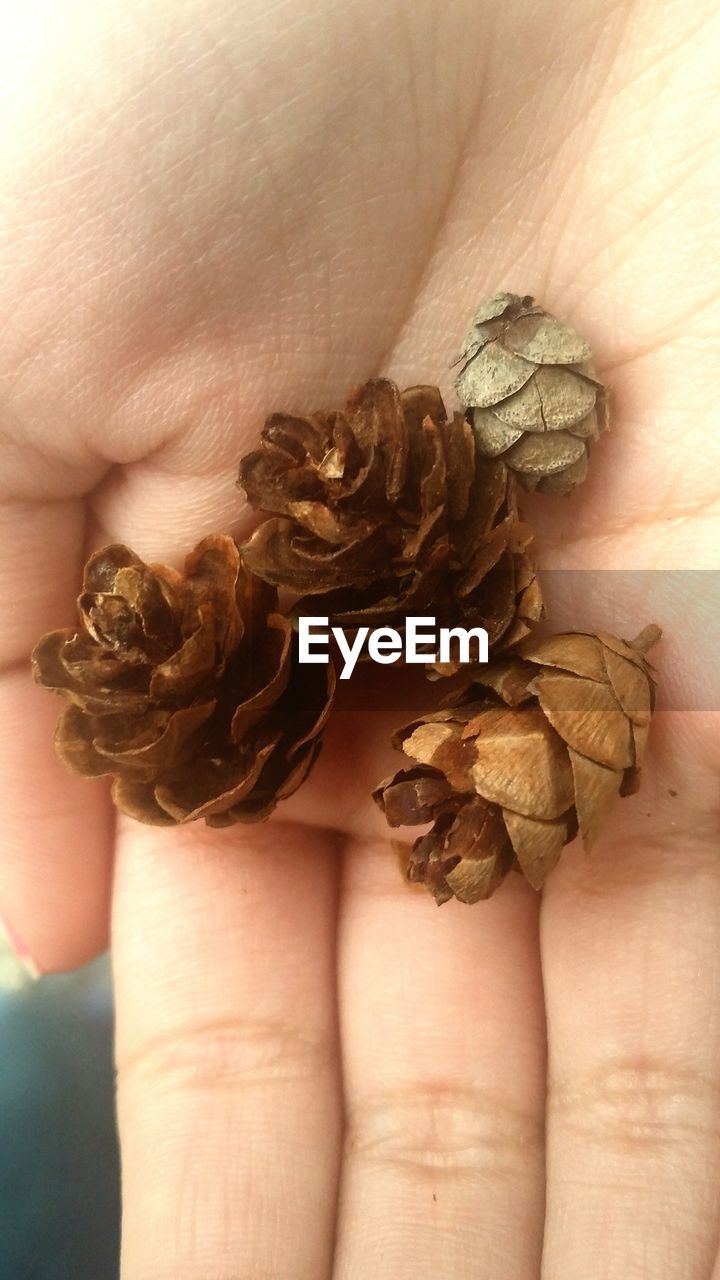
xmin=32 ymin=535 xmax=334 ymax=826
xmin=375 ymin=625 xmax=660 ymax=904
xmin=453 ymin=293 xmax=608 ymax=495
xmin=239 ymin=378 xmax=542 ymax=650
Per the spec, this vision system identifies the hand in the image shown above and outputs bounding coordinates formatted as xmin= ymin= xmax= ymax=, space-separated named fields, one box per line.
xmin=1 ymin=2 xmax=718 ymax=1277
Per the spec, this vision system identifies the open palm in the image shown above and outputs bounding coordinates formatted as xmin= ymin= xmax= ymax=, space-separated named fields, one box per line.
xmin=1 ymin=2 xmax=719 ymax=1277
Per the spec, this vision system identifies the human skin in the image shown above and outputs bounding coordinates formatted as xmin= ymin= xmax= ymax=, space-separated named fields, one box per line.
xmin=0 ymin=1 xmax=719 ymax=1277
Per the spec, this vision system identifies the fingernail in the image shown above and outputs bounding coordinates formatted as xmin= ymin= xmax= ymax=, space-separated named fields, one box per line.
xmin=0 ymin=908 xmax=42 ymax=980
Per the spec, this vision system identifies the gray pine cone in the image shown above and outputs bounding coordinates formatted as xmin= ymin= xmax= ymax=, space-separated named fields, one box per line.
xmin=453 ymin=293 xmax=608 ymax=495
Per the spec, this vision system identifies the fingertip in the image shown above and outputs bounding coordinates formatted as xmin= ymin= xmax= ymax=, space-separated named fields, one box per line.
xmin=0 ymin=671 xmax=114 ymax=974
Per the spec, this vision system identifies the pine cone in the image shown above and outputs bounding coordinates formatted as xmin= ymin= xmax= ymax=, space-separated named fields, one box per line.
xmin=32 ymin=536 xmax=335 ymax=826
xmin=453 ymin=293 xmax=608 ymax=495
xmin=375 ymin=625 xmax=660 ymax=904
xmin=239 ymin=378 xmax=542 ymax=651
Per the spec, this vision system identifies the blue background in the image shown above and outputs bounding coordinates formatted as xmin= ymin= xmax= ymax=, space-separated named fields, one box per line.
xmin=0 ymin=935 xmax=120 ymax=1279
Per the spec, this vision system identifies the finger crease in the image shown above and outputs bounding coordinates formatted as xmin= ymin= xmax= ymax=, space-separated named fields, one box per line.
xmin=117 ymin=1015 xmax=335 ymax=1094
xmin=345 ymin=1085 xmax=544 ymax=1179
xmin=549 ymin=1057 xmax=720 ymax=1156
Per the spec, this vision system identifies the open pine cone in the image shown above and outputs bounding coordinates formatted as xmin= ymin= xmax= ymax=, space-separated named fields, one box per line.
xmin=453 ymin=293 xmax=608 ymax=495
xmin=375 ymin=626 xmax=660 ymax=904
xmin=239 ymin=378 xmax=542 ymax=652
xmin=32 ymin=535 xmax=334 ymax=826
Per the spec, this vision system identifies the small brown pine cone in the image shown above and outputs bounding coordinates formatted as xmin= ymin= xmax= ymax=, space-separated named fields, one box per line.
xmin=374 ymin=625 xmax=660 ymax=904
xmin=239 ymin=378 xmax=542 ymax=651
xmin=32 ymin=535 xmax=334 ymax=826
xmin=453 ymin=293 xmax=608 ymax=495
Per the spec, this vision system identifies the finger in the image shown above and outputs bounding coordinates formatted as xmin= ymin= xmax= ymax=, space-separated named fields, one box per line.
xmin=0 ymin=495 xmax=113 ymax=972
xmin=334 ymin=833 xmax=546 ymax=1280
xmin=113 ymin=816 xmax=341 ymax=1280
xmin=541 ymin=721 xmax=720 ymax=1280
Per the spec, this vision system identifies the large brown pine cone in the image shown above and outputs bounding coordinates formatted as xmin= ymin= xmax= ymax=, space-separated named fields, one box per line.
xmin=238 ymin=378 xmax=542 ymax=650
xmin=375 ymin=625 xmax=660 ymax=904
xmin=453 ymin=293 xmax=608 ymax=495
xmin=32 ymin=535 xmax=335 ymax=826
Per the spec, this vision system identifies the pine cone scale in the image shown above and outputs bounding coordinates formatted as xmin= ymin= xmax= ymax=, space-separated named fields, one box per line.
xmin=501 ymin=808 xmax=568 ymax=889
xmin=375 ymin=767 xmax=455 ymax=827
xmin=153 ymin=733 xmax=281 ymax=823
xmin=242 ymin=518 xmax=388 ymax=592
xmin=456 ymin=343 xmax=535 ymax=408
xmin=503 ymin=429 xmax=587 ymax=478
xmin=182 ymin=538 xmax=245 ymax=656
xmin=601 ymin=645 xmax=652 ymax=724
xmin=148 ymin=608 xmax=218 ymax=702
xmin=467 ymin=705 xmax=575 ymax=819
xmin=229 ymin=616 xmax=293 ymax=738
xmin=520 ymin=633 xmax=608 ymax=682
xmin=285 ymin=660 xmax=337 ymax=755
xmin=82 ymin=545 xmax=144 ymax=593
xmin=567 ymin=749 xmax=622 ymax=849
xmin=532 ymin=671 xmax=635 ymax=771
xmin=471 ymin=411 xmax=523 ymax=457
xmin=503 ymin=311 xmax=591 ymax=364
xmin=64 ymin=701 xmax=218 ymax=778
xmin=111 ymin=778 xmax=178 ymax=827
xmin=34 ymin=630 xmax=152 ymax=715
xmin=439 ymin=416 xmax=476 ymax=520
xmin=55 ymin=705 xmax=118 ymax=778
xmin=493 ymin=365 xmax=597 ymax=431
